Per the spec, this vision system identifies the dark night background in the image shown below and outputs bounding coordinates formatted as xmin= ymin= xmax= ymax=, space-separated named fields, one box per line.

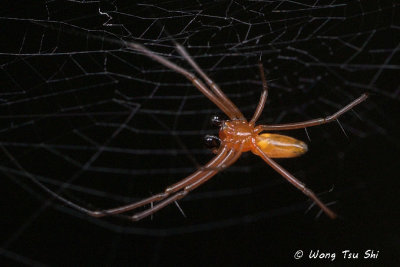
xmin=1 ymin=1 xmax=399 ymax=266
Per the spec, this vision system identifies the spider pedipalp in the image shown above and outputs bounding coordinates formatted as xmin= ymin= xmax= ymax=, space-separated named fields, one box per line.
xmin=203 ymin=135 xmax=221 ymax=152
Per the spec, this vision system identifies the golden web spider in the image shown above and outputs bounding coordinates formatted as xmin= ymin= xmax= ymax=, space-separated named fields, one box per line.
xmin=31 ymin=40 xmax=368 ymax=221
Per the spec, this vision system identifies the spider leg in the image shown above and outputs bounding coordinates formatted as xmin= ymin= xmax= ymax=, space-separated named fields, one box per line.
xmin=125 ymin=42 xmax=236 ymax=119
xmin=250 ymin=61 xmax=269 ymax=124
xmin=175 ymin=44 xmax=245 ymax=120
xmin=130 ymin=148 xmax=242 ymax=221
xmin=88 ymin=146 xmax=231 ymax=218
xmin=252 ymin=141 xmax=337 ymax=219
xmin=165 ymin=146 xmax=229 ymax=192
xmin=3 ymin=141 xmax=235 ymax=220
xmin=259 ymin=93 xmax=368 ymax=131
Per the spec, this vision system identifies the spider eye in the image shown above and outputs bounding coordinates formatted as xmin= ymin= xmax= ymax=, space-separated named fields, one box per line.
xmin=210 ymin=115 xmax=223 ymax=127
xmin=203 ymin=135 xmax=221 ymax=150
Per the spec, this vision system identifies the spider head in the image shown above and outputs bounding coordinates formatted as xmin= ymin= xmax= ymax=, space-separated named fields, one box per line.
xmin=210 ymin=115 xmax=223 ymax=127
xmin=204 ymin=135 xmax=221 ymax=153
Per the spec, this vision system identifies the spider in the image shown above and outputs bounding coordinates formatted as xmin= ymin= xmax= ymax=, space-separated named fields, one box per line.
xmin=34 ymin=40 xmax=368 ymax=221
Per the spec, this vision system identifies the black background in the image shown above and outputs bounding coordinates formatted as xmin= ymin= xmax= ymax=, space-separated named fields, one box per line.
xmin=1 ymin=1 xmax=399 ymax=266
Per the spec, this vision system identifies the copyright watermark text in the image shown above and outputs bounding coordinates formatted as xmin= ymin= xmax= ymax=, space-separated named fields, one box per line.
xmin=294 ymin=249 xmax=379 ymax=261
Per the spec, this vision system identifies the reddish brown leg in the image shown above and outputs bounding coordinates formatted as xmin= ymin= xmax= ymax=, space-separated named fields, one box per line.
xmin=89 ymin=146 xmax=231 ymax=217
xmin=175 ymin=44 xmax=245 ymax=120
xmin=250 ymin=61 xmax=269 ymax=124
xmin=126 ymin=42 xmax=236 ymax=119
xmin=130 ymin=149 xmax=242 ymax=221
xmin=252 ymin=141 xmax=337 ymax=219
xmin=260 ymin=93 xmax=368 ymax=131
xmin=5 ymin=143 xmax=235 ymax=220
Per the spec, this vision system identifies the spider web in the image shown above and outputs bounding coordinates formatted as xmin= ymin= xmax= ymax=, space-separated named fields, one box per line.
xmin=0 ymin=0 xmax=399 ymax=265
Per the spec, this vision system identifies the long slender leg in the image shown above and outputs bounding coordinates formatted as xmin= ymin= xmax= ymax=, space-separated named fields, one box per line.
xmin=260 ymin=93 xmax=368 ymax=131
xmin=130 ymin=149 xmax=242 ymax=221
xmin=125 ymin=42 xmax=236 ymax=119
xmin=32 ymin=23 xmax=236 ymax=119
xmin=165 ymin=147 xmax=229 ymax=193
xmin=252 ymin=141 xmax=337 ymax=219
xmin=89 ymin=147 xmax=230 ymax=217
xmin=5 ymin=141 xmax=232 ymax=219
xmin=185 ymin=149 xmax=242 ymax=191
xmin=175 ymin=44 xmax=245 ymax=119
xmin=250 ymin=61 xmax=269 ymax=124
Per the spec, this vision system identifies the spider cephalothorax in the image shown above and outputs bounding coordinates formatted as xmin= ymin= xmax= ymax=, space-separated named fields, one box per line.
xmin=219 ymin=120 xmax=261 ymax=152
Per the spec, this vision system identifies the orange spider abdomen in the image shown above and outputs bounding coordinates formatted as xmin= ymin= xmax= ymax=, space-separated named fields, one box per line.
xmin=254 ymin=133 xmax=308 ymax=158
